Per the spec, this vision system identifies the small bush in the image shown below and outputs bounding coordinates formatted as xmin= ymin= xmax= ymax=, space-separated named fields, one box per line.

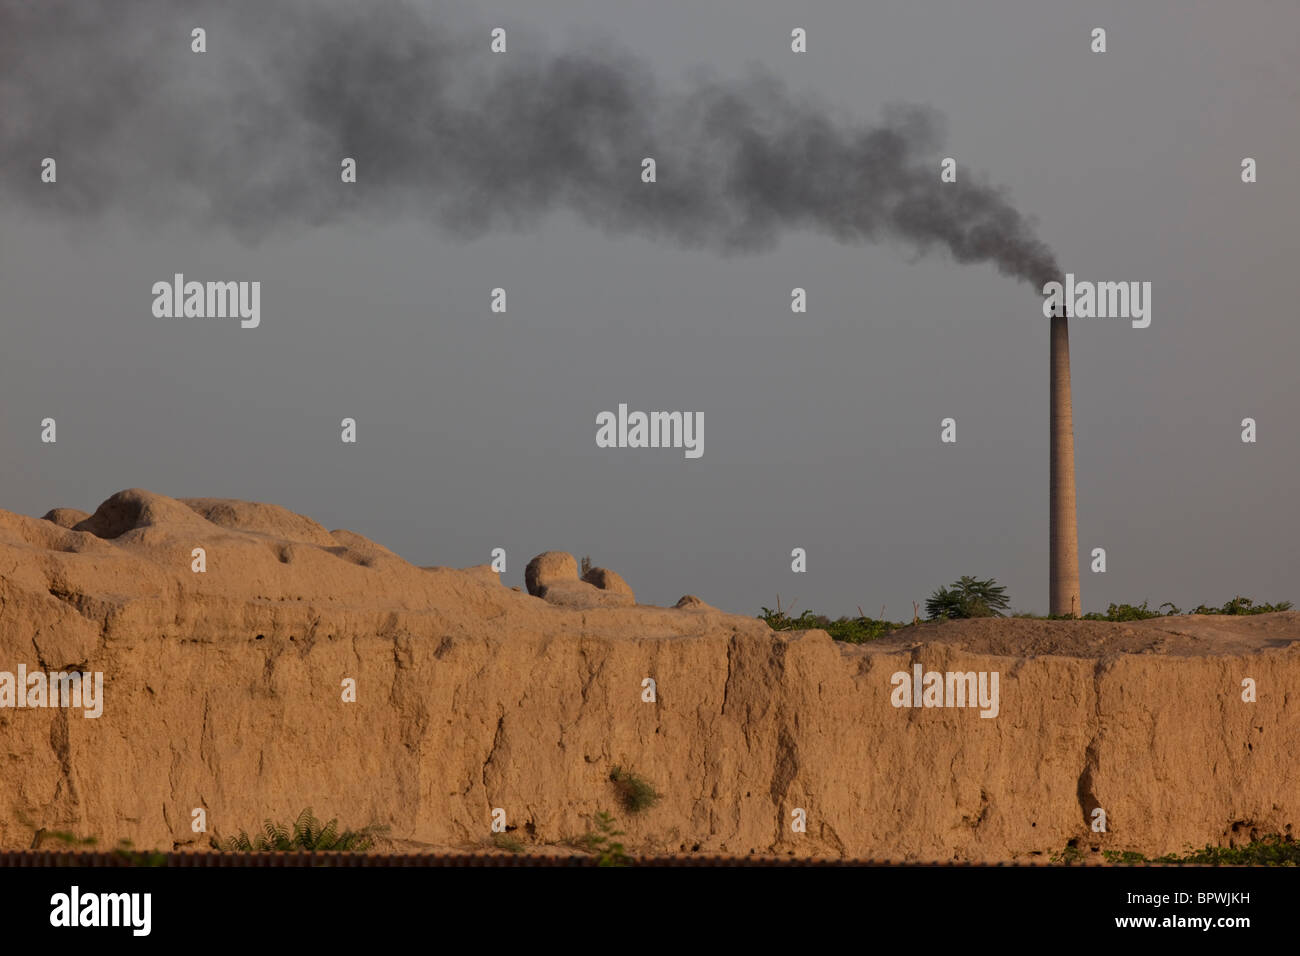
xmin=572 ymin=811 xmax=629 ymax=867
xmin=609 ymin=766 xmax=660 ymax=814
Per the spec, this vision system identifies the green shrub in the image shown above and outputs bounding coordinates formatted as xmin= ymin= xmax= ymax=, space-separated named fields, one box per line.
xmin=1076 ymin=597 xmax=1292 ymax=621
xmin=609 ymin=766 xmax=660 ymax=814
xmin=824 ymin=616 xmax=901 ymax=643
xmin=1161 ymin=835 xmax=1300 ymax=865
xmin=1052 ymin=835 xmax=1298 ymax=866
xmin=1081 ymin=601 xmax=1162 ymax=622
xmin=1187 ymin=596 xmax=1293 ymax=616
xmin=758 ymin=604 xmax=825 ymax=632
xmin=758 ymin=604 xmax=904 ymax=643
xmin=1102 ymin=835 xmax=1299 ymax=866
xmin=573 ymin=811 xmax=629 ymax=867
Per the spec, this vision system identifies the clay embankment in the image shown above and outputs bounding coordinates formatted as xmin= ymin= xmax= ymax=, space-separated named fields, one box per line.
xmin=1 ymin=490 xmax=1295 ymax=859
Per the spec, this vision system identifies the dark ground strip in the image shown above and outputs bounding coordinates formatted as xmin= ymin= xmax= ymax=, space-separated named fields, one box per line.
xmin=0 ymin=850 xmax=1209 ymax=867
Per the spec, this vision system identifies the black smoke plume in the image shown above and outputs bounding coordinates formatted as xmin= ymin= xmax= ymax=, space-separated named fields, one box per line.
xmin=0 ymin=0 xmax=1059 ymax=285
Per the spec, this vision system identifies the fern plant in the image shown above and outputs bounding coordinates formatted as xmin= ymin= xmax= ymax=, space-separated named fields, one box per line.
xmin=216 ymin=808 xmax=384 ymax=852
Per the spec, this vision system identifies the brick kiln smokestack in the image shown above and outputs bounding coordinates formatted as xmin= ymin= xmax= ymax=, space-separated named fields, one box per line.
xmin=1049 ymin=298 xmax=1081 ymax=617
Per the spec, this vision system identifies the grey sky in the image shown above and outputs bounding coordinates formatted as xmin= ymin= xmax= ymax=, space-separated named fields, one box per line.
xmin=1 ymin=0 xmax=1297 ymax=617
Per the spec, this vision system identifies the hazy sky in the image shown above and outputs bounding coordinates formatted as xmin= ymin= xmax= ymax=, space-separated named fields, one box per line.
xmin=2 ymin=0 xmax=1297 ymax=617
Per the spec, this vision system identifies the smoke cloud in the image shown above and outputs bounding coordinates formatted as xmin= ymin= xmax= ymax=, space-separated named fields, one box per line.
xmin=0 ymin=0 xmax=1059 ymax=285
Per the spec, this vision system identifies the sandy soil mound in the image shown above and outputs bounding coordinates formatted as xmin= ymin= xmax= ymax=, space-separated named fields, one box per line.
xmin=72 ymin=488 xmax=209 ymax=540
xmin=181 ymin=498 xmax=339 ymax=548
xmin=41 ymin=508 xmax=89 ymax=529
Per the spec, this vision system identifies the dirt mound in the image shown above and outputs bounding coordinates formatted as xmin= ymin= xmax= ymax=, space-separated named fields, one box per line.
xmin=525 ymin=551 xmax=577 ymax=594
xmin=72 ymin=488 xmax=208 ymax=540
xmin=868 ymin=613 xmax=1300 ymax=658
xmin=181 ymin=498 xmax=338 ymax=547
xmin=582 ymin=566 xmax=635 ymax=600
xmin=41 ymin=508 xmax=89 ymax=529
xmin=525 ymin=551 xmax=635 ymax=609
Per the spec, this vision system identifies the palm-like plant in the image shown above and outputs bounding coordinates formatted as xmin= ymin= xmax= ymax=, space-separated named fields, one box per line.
xmin=926 ymin=575 xmax=1010 ymax=620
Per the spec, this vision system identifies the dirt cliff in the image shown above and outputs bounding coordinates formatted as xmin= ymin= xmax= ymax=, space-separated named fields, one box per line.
xmin=1 ymin=489 xmax=1296 ymax=859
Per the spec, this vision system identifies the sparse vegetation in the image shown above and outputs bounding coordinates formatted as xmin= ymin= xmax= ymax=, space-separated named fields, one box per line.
xmin=580 ymin=555 xmax=593 ymax=577
xmin=108 ymin=839 xmax=167 ymax=867
xmin=1048 ymin=844 xmax=1085 ymax=864
xmin=1183 ymin=596 xmax=1293 ymax=616
xmin=571 ymin=811 xmax=630 ymax=866
xmin=1022 ymin=596 xmax=1293 ymax=621
xmin=609 ymin=766 xmax=660 ymax=814
xmin=1102 ymin=849 xmax=1152 ymax=864
xmin=1079 ymin=601 xmax=1168 ymax=621
xmin=492 ymin=832 xmax=525 ymax=853
xmin=32 ymin=830 xmax=165 ymax=866
xmin=34 ymin=829 xmax=97 ymax=850
xmin=214 ymin=808 xmax=385 ymax=852
xmin=1152 ymin=836 xmax=1300 ymax=865
xmin=926 ymin=576 xmax=1010 ymax=620
xmin=759 ymin=603 xmax=904 ymax=643
xmin=1054 ymin=835 xmax=1299 ymax=866
xmin=764 ymin=591 xmax=1292 ymax=632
